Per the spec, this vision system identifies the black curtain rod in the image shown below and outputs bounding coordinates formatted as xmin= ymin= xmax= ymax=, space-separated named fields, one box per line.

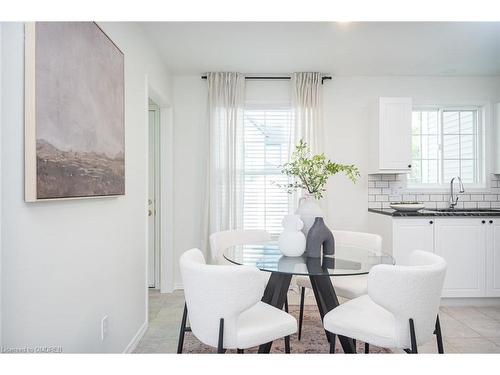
xmin=201 ymin=75 xmax=332 ymax=84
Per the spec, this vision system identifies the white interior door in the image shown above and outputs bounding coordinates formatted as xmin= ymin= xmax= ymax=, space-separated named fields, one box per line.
xmin=148 ymin=100 xmax=160 ymax=288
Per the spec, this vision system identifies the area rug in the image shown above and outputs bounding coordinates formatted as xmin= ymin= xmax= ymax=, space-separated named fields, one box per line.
xmin=182 ymin=304 xmax=392 ymax=354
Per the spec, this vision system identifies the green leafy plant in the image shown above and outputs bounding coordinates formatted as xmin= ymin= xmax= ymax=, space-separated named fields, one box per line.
xmin=279 ymin=139 xmax=360 ymax=200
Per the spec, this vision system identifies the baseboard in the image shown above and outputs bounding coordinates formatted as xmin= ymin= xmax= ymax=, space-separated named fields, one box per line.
xmin=441 ymin=297 xmax=500 ymax=307
xmin=174 ymin=282 xmax=183 ymax=290
xmin=123 ymin=320 xmax=148 ymax=353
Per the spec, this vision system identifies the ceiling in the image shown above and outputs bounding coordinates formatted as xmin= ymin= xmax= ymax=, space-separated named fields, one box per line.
xmin=140 ymin=22 xmax=500 ymax=76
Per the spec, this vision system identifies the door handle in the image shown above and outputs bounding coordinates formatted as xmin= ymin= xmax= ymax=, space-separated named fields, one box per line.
xmin=148 ymin=209 xmax=153 ymax=217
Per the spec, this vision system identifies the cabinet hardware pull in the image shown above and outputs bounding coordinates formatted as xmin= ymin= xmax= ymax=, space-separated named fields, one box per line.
xmin=482 ymin=220 xmax=486 ymax=224
xmin=408 ymin=164 xmax=412 ymax=168
xmin=490 ymin=220 xmax=494 ymax=224
xmin=429 ymin=220 xmax=433 ymax=224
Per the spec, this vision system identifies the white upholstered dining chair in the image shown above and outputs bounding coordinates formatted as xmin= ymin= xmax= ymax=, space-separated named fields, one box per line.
xmin=209 ymin=229 xmax=272 ymax=265
xmin=295 ymin=230 xmax=382 ymax=340
xmin=324 ymin=250 xmax=447 ymax=354
xmin=177 ymin=248 xmax=297 ymax=353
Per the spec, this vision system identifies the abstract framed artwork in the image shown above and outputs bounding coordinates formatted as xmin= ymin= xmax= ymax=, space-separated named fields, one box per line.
xmin=24 ymin=22 xmax=125 ymax=201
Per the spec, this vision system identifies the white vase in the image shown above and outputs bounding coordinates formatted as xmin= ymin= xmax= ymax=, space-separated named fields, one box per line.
xmin=278 ymin=215 xmax=306 ymax=257
xmin=295 ymin=194 xmax=323 ymax=236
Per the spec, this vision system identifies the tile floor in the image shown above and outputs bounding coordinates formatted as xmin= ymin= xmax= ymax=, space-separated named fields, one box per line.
xmin=134 ymin=289 xmax=500 ymax=354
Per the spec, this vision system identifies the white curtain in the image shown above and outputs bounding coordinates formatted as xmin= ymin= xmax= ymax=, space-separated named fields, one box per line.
xmin=202 ymin=72 xmax=246 ymax=255
xmin=289 ymin=72 xmax=325 ymax=213
xmin=291 ymin=72 xmax=324 ymax=154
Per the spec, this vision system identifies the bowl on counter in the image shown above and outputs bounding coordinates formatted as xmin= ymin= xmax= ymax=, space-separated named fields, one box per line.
xmin=389 ymin=202 xmax=426 ymax=212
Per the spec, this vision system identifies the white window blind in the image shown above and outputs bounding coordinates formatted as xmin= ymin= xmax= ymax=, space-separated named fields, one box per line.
xmin=410 ymin=107 xmax=483 ymax=187
xmin=242 ymin=106 xmax=294 ymax=237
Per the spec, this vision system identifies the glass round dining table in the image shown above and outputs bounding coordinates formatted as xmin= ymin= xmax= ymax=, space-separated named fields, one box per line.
xmin=223 ymin=242 xmax=394 ymax=353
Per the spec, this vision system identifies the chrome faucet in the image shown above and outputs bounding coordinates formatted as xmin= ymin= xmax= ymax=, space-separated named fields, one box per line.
xmin=449 ymin=176 xmax=465 ymax=209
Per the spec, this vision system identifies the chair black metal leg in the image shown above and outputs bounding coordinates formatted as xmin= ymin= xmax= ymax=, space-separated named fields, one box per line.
xmin=284 ymin=296 xmax=289 ymax=313
xmin=284 ymin=335 xmax=291 ymax=353
xmin=409 ymin=318 xmax=418 ymax=354
xmin=237 ymin=349 xmax=244 ymax=354
xmin=364 ymin=342 xmax=369 ymax=354
xmin=329 ymin=334 xmax=336 ymax=353
xmin=435 ymin=315 xmax=444 ymax=354
xmin=298 ymin=287 xmax=305 ymax=341
xmin=217 ymin=318 xmax=225 ymax=353
xmin=177 ymin=303 xmax=188 ymax=354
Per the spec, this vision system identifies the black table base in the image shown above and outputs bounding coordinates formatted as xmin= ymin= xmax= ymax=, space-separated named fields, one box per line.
xmin=258 ymin=272 xmax=355 ymax=353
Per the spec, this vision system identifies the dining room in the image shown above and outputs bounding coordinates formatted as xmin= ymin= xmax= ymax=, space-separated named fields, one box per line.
xmin=1 ymin=4 xmax=500 ymax=373
xmin=134 ymin=21 xmax=500 ymax=354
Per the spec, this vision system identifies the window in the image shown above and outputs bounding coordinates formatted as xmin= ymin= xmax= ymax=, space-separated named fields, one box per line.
xmin=242 ymin=105 xmax=294 ymax=236
xmin=409 ymin=106 xmax=484 ymax=187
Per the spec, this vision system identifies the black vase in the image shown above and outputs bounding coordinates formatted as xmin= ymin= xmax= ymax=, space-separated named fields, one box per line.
xmin=306 ymin=217 xmax=335 ymax=258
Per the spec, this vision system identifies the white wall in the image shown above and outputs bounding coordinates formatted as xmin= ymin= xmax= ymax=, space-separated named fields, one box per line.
xmin=1 ymin=22 xmax=172 ymax=352
xmin=172 ymin=76 xmax=207 ymax=287
xmin=0 ymin=23 xmax=3 ymax=347
xmin=172 ymin=74 xmax=500 ymax=286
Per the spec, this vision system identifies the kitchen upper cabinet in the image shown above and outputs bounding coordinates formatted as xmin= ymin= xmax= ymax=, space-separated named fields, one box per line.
xmin=434 ymin=219 xmax=486 ymax=298
xmin=486 ymin=218 xmax=500 ymax=297
xmin=370 ymin=97 xmax=412 ymax=174
xmin=393 ymin=218 xmax=434 ymax=265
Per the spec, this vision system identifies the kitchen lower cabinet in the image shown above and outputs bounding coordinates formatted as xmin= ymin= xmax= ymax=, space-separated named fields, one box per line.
xmin=390 ymin=216 xmax=500 ymax=298
xmin=486 ymin=218 xmax=500 ymax=297
xmin=393 ymin=218 xmax=434 ymax=265
xmin=434 ymin=218 xmax=486 ymax=298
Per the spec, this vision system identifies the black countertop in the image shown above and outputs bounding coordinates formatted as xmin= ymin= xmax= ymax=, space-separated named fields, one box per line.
xmin=368 ymin=208 xmax=500 ymax=217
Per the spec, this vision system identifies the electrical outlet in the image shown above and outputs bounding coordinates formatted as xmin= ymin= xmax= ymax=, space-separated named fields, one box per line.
xmin=101 ymin=316 xmax=108 ymax=341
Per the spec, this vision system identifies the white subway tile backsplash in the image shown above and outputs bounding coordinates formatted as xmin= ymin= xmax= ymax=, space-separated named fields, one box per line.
xmin=477 ymin=202 xmax=491 ymax=209
xmin=402 ymin=194 xmax=416 ymax=201
xmin=416 ymin=194 xmax=430 ymax=202
xmin=430 ymin=194 xmax=443 ymax=202
xmin=436 ymin=201 xmax=448 ymax=209
xmin=368 ymin=173 xmax=500 ymax=210
xmin=374 ymin=181 xmax=389 ymax=188
xmin=463 ymin=202 xmax=478 ymax=209
xmin=389 ymin=195 xmax=402 ymax=202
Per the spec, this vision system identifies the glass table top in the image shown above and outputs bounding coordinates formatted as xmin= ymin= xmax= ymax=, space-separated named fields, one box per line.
xmin=223 ymin=242 xmax=394 ymax=276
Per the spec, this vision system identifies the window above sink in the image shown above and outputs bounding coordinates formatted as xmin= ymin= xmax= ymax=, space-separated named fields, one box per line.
xmin=408 ymin=105 xmax=486 ymax=189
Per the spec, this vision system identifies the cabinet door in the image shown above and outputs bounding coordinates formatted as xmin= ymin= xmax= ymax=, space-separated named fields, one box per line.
xmin=393 ymin=218 xmax=434 ymax=265
xmin=434 ymin=218 xmax=486 ymax=297
xmin=379 ymin=97 xmax=412 ymax=170
xmin=486 ymin=218 xmax=500 ymax=297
